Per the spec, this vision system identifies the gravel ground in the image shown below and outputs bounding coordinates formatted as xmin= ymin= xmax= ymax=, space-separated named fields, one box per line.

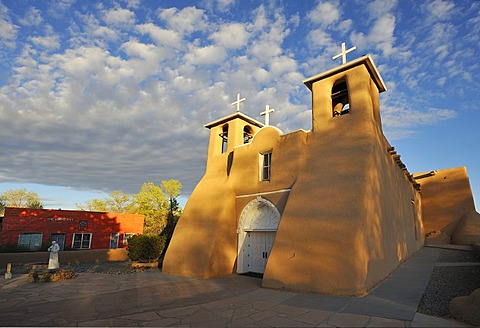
xmin=417 ymin=249 xmax=480 ymax=318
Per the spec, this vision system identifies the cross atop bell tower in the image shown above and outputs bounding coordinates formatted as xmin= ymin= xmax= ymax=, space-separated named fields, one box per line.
xmin=332 ymin=42 xmax=357 ymax=64
xmin=231 ymin=93 xmax=246 ymax=113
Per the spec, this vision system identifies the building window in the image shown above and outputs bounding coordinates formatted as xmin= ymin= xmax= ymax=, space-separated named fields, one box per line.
xmin=260 ymin=152 xmax=272 ymax=181
xmin=220 ymin=124 xmax=228 ymax=153
xmin=243 ymin=126 xmax=253 ymax=144
xmin=72 ymin=233 xmax=92 ymax=249
xmin=123 ymin=233 xmax=136 ymax=246
xmin=18 ymin=233 xmax=43 ymax=251
xmin=332 ymin=80 xmax=350 ymax=117
xmin=50 ymin=233 xmax=66 ymax=251
xmin=110 ymin=233 xmax=119 ymax=249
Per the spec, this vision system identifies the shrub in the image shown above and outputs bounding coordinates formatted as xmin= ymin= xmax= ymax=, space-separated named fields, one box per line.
xmin=127 ymin=235 xmax=166 ymax=262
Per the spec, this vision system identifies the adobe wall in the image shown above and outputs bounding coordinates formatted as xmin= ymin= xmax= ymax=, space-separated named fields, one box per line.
xmin=417 ymin=167 xmax=476 ymax=243
xmin=262 ymin=65 xmax=423 ymax=295
xmin=163 ymin=127 xmax=308 ymax=277
xmin=0 ymin=248 xmax=128 ymax=268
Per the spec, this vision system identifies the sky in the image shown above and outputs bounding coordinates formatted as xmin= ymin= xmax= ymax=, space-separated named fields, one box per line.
xmin=0 ymin=0 xmax=479 ymax=210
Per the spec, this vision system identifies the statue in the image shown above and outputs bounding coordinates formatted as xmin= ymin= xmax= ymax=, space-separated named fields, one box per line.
xmin=47 ymin=241 xmax=60 ymax=269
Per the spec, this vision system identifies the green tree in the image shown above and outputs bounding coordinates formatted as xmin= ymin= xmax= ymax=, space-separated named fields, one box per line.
xmin=0 ymin=189 xmax=44 ymax=215
xmin=161 ymin=179 xmax=182 ymax=220
xmin=133 ymin=182 xmax=169 ymax=235
xmin=76 ymin=191 xmax=133 ymax=213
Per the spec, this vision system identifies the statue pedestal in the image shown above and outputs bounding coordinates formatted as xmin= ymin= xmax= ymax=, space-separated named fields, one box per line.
xmin=28 ymin=268 xmax=76 ymax=282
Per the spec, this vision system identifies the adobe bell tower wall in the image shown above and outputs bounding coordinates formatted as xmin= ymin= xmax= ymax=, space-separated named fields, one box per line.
xmin=262 ymin=59 xmax=423 ymax=295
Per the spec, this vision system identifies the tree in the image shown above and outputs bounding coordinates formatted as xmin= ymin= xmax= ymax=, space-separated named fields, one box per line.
xmin=133 ymin=182 xmax=169 ymax=235
xmin=0 ymin=189 xmax=44 ymax=215
xmin=161 ymin=179 xmax=182 ymax=220
xmin=76 ymin=191 xmax=134 ymax=213
xmin=75 ymin=180 xmax=183 ymax=237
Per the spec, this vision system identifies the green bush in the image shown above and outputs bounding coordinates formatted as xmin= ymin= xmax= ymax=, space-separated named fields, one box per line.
xmin=127 ymin=235 xmax=166 ymax=262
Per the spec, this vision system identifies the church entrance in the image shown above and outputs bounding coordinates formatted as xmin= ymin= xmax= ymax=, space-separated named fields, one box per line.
xmin=237 ymin=197 xmax=280 ymax=274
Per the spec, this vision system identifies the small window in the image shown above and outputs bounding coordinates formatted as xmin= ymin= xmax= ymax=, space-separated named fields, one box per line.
xmin=18 ymin=233 xmax=43 ymax=251
xmin=72 ymin=233 xmax=92 ymax=249
xmin=123 ymin=233 xmax=136 ymax=246
xmin=332 ymin=80 xmax=350 ymax=117
xmin=243 ymin=126 xmax=253 ymax=144
xmin=260 ymin=152 xmax=272 ymax=181
xmin=109 ymin=233 xmax=119 ymax=249
xmin=220 ymin=124 xmax=228 ymax=153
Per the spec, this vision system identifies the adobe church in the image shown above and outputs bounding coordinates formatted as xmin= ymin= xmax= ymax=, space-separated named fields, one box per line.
xmin=163 ymin=46 xmax=480 ymax=295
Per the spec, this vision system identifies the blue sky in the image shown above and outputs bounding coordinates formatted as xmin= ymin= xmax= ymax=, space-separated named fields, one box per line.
xmin=0 ymin=0 xmax=479 ymax=210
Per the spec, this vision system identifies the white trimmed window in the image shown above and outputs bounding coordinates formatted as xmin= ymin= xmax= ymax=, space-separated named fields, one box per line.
xmin=260 ymin=151 xmax=272 ymax=181
xmin=72 ymin=233 xmax=92 ymax=249
xmin=123 ymin=233 xmax=136 ymax=246
xmin=18 ymin=233 xmax=43 ymax=251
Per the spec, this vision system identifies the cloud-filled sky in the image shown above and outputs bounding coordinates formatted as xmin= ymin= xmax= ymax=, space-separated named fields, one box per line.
xmin=0 ymin=0 xmax=479 ymax=210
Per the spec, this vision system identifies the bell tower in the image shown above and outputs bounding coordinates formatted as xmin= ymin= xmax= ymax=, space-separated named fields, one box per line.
xmin=203 ymin=94 xmax=264 ymax=172
xmin=304 ymin=54 xmax=387 ymax=133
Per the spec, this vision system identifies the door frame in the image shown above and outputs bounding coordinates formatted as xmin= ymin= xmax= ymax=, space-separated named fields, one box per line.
xmin=237 ymin=196 xmax=280 ymax=274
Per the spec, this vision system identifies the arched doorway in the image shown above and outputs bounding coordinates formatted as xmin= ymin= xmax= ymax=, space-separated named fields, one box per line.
xmin=237 ymin=197 xmax=281 ymax=274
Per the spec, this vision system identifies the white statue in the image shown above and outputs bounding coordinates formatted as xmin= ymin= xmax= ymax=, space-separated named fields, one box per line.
xmin=47 ymin=241 xmax=60 ymax=269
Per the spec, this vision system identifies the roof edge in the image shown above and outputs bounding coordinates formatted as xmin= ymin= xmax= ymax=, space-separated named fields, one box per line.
xmin=303 ymin=54 xmax=387 ymax=93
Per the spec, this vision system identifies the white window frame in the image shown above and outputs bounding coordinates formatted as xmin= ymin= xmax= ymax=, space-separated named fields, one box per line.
xmin=260 ymin=151 xmax=272 ymax=181
xmin=123 ymin=233 xmax=136 ymax=246
xmin=18 ymin=233 xmax=43 ymax=251
xmin=72 ymin=233 xmax=92 ymax=249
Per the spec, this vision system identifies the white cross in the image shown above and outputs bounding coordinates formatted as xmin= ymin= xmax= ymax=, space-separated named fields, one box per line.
xmin=260 ymin=104 xmax=275 ymax=126
xmin=332 ymin=42 xmax=356 ymax=64
xmin=231 ymin=93 xmax=246 ymax=113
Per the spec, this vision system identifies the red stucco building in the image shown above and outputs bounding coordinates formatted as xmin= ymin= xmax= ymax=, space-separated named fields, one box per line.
xmin=0 ymin=207 xmax=144 ymax=251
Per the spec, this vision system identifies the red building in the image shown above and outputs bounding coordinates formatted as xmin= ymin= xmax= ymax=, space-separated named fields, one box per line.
xmin=0 ymin=207 xmax=144 ymax=251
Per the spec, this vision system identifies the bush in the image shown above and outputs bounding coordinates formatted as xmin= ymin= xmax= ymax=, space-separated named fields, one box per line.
xmin=127 ymin=235 xmax=166 ymax=262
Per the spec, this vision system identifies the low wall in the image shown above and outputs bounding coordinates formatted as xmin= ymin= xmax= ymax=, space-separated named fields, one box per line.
xmin=0 ymin=248 xmax=128 ymax=268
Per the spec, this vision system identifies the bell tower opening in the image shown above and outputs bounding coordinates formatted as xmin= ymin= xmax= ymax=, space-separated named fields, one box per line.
xmin=220 ymin=124 xmax=228 ymax=153
xmin=332 ymin=80 xmax=350 ymax=117
xmin=243 ymin=125 xmax=253 ymax=144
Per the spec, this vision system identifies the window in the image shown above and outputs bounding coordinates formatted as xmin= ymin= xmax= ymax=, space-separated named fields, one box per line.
xmin=50 ymin=233 xmax=66 ymax=251
xmin=18 ymin=233 xmax=43 ymax=251
xmin=243 ymin=126 xmax=253 ymax=144
xmin=220 ymin=124 xmax=228 ymax=153
xmin=110 ymin=233 xmax=119 ymax=249
xmin=331 ymin=80 xmax=350 ymax=117
xmin=260 ymin=152 xmax=272 ymax=181
xmin=72 ymin=233 xmax=92 ymax=249
xmin=123 ymin=233 xmax=136 ymax=246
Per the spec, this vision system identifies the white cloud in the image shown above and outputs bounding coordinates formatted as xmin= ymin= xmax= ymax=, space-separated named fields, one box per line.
xmin=382 ymin=105 xmax=456 ymax=128
xmin=93 ymin=26 xmax=119 ymax=41
xmin=158 ymin=6 xmax=208 ymax=36
xmin=184 ymin=45 xmax=226 ymax=65
xmin=0 ymin=2 xmax=17 ymax=46
xmin=136 ymin=23 xmax=182 ymax=48
xmin=367 ymin=0 xmax=397 ymax=19
xmin=369 ymin=14 xmax=396 ymax=56
xmin=424 ymin=0 xmax=456 ymax=21
xmin=29 ymin=34 xmax=60 ymax=50
xmin=103 ymin=7 xmax=135 ymax=26
xmin=210 ymin=23 xmax=249 ymax=49
xmin=19 ymin=7 xmax=43 ymax=26
xmin=307 ymin=1 xmax=340 ymax=27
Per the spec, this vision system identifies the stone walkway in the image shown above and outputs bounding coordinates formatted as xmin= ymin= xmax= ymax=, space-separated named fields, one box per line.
xmin=0 ymin=247 xmax=471 ymax=327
